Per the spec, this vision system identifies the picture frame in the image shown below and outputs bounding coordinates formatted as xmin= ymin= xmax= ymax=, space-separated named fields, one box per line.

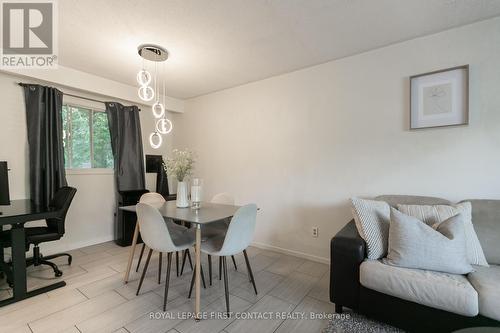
xmin=410 ymin=65 xmax=469 ymax=130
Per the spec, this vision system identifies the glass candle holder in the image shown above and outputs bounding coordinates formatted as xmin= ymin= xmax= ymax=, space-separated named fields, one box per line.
xmin=191 ymin=178 xmax=203 ymax=209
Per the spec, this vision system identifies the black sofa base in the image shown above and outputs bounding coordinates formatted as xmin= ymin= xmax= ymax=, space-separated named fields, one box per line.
xmin=355 ymin=286 xmax=500 ymax=333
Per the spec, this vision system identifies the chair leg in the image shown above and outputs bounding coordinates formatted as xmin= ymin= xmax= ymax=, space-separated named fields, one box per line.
xmin=188 ymin=265 xmax=195 ymax=298
xmin=43 ymin=253 xmax=72 ymax=266
xmin=243 ymin=249 xmax=258 ymax=295
xmin=231 ymin=255 xmax=237 ymax=271
xmin=200 ymin=264 xmax=207 ymax=289
xmin=136 ymin=243 xmax=146 ymax=272
xmin=180 ymin=249 xmax=187 ymax=276
xmin=28 ymin=246 xmax=63 ymax=277
xmin=136 ymin=249 xmax=152 ymax=295
xmin=176 ymin=251 xmax=179 ymax=277
xmin=188 ymin=262 xmax=207 ymax=298
xmin=208 ymin=255 xmax=212 ymax=286
xmin=158 ymin=252 xmax=162 ymax=284
xmin=163 ymin=252 xmax=172 ymax=311
xmin=180 ymin=249 xmax=194 ymax=276
xmin=39 ymin=260 xmax=63 ymax=277
xmin=187 ymin=249 xmax=193 ymax=270
xmin=222 ymin=256 xmax=230 ymax=314
xmin=219 ymin=256 xmax=222 ymax=280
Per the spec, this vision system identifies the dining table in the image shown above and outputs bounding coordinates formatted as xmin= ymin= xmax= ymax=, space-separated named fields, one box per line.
xmin=119 ymin=200 xmax=240 ymax=319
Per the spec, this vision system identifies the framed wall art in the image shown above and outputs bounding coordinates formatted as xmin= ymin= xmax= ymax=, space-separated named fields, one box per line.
xmin=410 ymin=65 xmax=469 ymax=130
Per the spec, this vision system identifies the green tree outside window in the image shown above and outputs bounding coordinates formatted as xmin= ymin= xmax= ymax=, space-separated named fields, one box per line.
xmin=62 ymin=105 xmax=114 ymax=169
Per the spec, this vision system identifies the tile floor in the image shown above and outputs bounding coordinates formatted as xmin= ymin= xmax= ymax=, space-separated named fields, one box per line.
xmin=0 ymin=241 xmax=332 ymax=333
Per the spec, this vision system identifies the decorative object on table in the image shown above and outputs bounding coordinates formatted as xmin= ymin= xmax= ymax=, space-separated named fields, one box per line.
xmin=136 ymin=44 xmax=173 ymax=148
xmin=163 ymin=149 xmax=195 ymax=208
xmin=191 ymin=178 xmax=203 ymax=209
xmin=410 ymin=65 xmax=469 ymax=130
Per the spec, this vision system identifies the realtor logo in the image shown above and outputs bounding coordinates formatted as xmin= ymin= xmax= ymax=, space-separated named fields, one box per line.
xmin=1 ymin=0 xmax=57 ymax=68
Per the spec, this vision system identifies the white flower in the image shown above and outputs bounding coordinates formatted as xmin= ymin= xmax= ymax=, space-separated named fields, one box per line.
xmin=162 ymin=149 xmax=195 ymax=182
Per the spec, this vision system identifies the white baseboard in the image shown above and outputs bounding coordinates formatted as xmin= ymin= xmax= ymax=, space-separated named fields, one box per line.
xmin=251 ymin=241 xmax=329 ymax=265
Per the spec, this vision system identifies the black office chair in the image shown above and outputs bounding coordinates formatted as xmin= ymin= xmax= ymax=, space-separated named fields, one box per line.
xmin=24 ymin=186 xmax=77 ymax=277
xmin=0 ymin=187 xmax=77 ymax=280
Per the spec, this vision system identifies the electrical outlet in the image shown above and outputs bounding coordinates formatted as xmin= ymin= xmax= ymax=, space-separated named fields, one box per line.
xmin=312 ymin=226 xmax=319 ymax=238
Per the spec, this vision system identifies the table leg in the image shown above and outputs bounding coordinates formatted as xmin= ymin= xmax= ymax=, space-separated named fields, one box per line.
xmin=11 ymin=225 xmax=27 ymax=297
xmin=124 ymin=221 xmax=140 ymax=283
xmin=195 ymin=224 xmax=201 ymax=320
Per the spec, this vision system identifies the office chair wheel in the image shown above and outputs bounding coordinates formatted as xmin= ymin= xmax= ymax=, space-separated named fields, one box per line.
xmin=54 ymin=270 xmax=63 ymax=277
xmin=68 ymin=256 xmax=72 ymax=265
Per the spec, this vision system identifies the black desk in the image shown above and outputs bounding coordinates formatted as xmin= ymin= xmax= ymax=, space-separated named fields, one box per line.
xmin=0 ymin=199 xmax=65 ymax=307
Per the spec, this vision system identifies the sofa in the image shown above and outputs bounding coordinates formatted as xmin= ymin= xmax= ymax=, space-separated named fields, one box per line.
xmin=330 ymin=195 xmax=500 ymax=333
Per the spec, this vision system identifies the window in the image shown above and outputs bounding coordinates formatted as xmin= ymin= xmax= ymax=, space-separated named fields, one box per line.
xmin=62 ymin=105 xmax=113 ymax=169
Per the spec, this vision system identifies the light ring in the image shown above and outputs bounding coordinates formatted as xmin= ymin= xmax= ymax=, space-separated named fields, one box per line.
xmin=149 ymin=132 xmax=162 ymax=149
xmin=156 ymin=118 xmax=173 ymax=134
xmin=138 ymin=86 xmax=154 ymax=101
xmin=152 ymin=102 xmax=165 ymax=118
xmin=136 ymin=70 xmax=152 ymax=86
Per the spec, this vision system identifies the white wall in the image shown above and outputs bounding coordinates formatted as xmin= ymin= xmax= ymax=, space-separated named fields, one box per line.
xmin=0 ymin=71 xmax=175 ymax=254
xmin=173 ymin=17 xmax=500 ymax=263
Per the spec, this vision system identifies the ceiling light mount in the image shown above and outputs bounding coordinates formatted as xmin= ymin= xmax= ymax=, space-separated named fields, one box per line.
xmin=138 ymin=44 xmax=169 ymax=62
xmin=136 ymin=43 xmax=172 ymax=148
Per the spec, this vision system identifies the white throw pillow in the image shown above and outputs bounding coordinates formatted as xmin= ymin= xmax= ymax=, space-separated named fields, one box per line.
xmin=350 ymin=198 xmax=390 ymax=259
xmin=385 ymin=208 xmax=474 ymax=275
xmin=397 ymin=202 xmax=489 ymax=267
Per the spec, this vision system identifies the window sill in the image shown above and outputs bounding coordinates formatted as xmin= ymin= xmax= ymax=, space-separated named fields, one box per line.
xmin=66 ymin=168 xmax=114 ymax=176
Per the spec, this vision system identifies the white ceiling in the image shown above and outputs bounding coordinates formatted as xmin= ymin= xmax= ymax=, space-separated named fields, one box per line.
xmin=59 ymin=0 xmax=500 ymax=99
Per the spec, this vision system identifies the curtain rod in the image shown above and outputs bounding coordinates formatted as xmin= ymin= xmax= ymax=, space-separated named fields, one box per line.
xmin=17 ymin=82 xmax=141 ymax=111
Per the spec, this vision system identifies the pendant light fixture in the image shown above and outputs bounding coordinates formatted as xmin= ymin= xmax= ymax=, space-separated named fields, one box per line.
xmin=137 ymin=44 xmax=173 ymax=149
xmin=137 ymin=44 xmax=173 ymax=148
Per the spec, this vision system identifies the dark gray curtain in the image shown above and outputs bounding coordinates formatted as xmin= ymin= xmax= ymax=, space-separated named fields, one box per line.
xmin=21 ymin=83 xmax=67 ymax=207
xmin=105 ymin=102 xmax=145 ymax=191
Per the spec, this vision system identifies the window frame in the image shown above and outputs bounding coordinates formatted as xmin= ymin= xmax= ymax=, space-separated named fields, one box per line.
xmin=62 ymin=102 xmax=114 ymax=174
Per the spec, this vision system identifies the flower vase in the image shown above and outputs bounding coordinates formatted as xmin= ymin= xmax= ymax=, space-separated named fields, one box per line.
xmin=176 ymin=181 xmax=189 ymax=208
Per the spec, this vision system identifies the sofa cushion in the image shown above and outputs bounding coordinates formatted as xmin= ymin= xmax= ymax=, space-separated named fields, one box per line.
xmin=350 ymin=198 xmax=390 ymax=259
xmin=462 ymin=200 xmax=500 ymax=265
xmin=467 ymin=265 xmax=500 ymax=321
xmin=375 ymin=195 xmax=451 ymax=207
xmin=397 ymin=202 xmax=488 ymax=267
xmin=385 ymin=209 xmax=473 ymax=274
xmin=360 ymin=260 xmax=478 ymax=317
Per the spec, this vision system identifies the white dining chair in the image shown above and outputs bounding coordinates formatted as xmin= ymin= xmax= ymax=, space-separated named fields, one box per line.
xmin=135 ymin=203 xmax=199 ymax=311
xmin=199 ymin=193 xmax=238 ymax=284
xmin=135 ymin=192 xmax=192 ymax=282
xmin=189 ymin=204 xmax=258 ymax=313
